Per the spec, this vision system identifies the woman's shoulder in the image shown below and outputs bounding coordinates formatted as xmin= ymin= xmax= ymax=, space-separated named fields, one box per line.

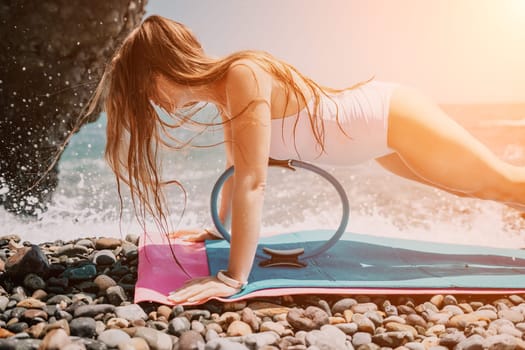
xmin=224 ymin=57 xmax=272 ymax=92
xmin=228 ymin=57 xmax=268 ymax=79
xmin=222 ymin=58 xmax=273 ymax=116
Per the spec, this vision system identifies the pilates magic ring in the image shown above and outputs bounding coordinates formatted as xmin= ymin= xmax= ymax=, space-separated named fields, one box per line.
xmin=210 ymin=158 xmax=349 ymax=267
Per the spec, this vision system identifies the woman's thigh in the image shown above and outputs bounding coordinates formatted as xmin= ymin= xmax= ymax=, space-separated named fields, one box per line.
xmin=375 ymin=152 xmax=468 ymax=198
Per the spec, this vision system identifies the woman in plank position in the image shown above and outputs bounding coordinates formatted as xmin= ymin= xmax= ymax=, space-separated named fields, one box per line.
xmin=90 ymin=15 xmax=525 ymax=303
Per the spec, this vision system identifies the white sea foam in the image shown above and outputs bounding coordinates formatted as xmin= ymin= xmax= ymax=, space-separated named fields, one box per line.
xmin=2 ymin=111 xmax=525 ymax=249
xmin=7 ymin=158 xmax=523 ymax=249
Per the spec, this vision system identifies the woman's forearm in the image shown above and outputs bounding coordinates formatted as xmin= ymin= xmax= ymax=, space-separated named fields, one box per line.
xmin=218 ymin=174 xmax=233 ymax=227
xmin=227 ymin=180 xmax=265 ymax=282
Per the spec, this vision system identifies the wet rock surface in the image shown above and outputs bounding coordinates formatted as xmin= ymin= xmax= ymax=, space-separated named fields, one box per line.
xmin=0 ymin=0 xmax=147 ymax=215
xmin=1 ymin=234 xmax=525 ymax=349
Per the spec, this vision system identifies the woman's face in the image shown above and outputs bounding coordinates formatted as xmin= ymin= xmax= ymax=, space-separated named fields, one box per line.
xmin=151 ymin=75 xmax=190 ymax=113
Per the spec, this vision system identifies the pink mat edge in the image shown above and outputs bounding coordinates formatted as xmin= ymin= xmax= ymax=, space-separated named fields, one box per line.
xmin=134 ymin=286 xmax=525 ymax=306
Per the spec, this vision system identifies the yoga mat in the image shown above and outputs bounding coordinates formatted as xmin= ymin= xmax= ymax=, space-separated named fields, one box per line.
xmin=135 ymin=230 xmax=525 ymax=305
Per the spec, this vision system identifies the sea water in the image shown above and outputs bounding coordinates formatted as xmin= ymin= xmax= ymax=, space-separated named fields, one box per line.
xmin=1 ymin=104 xmax=525 ymax=248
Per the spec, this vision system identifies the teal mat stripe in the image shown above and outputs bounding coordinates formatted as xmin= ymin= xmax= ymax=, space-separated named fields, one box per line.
xmin=206 ymin=231 xmax=525 ymax=298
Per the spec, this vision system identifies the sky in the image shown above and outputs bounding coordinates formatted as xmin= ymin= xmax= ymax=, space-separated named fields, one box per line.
xmin=146 ymin=0 xmax=525 ymax=104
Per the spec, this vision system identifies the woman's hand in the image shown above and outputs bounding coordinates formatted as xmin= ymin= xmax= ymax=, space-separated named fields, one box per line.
xmin=168 ymin=276 xmax=239 ymax=304
xmin=168 ymin=228 xmax=222 ymax=242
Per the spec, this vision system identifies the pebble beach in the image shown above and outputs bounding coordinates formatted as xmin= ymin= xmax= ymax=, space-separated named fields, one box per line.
xmin=0 ymin=235 xmax=525 ymax=349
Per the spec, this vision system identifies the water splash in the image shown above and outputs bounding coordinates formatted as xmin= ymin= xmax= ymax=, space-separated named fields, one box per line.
xmin=2 ymin=110 xmax=525 ymax=248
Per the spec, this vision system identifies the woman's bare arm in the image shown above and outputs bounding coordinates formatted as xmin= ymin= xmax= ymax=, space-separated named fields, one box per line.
xmin=218 ymin=112 xmax=234 ymax=228
xmin=167 ymin=60 xmax=272 ymax=303
xmin=223 ymin=61 xmax=272 ymax=283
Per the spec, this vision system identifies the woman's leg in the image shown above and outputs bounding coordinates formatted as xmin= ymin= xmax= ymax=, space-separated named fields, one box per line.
xmin=386 ymin=85 xmax=525 ymax=207
xmin=376 ymin=153 xmax=469 ymax=198
xmin=377 ymin=152 xmax=525 ymax=212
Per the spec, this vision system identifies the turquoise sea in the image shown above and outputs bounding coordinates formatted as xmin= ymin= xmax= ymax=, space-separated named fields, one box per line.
xmin=1 ymin=104 xmax=525 ymax=248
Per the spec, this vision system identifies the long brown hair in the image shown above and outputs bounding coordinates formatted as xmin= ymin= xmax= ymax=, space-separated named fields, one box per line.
xmin=88 ymin=14 xmax=372 ymax=233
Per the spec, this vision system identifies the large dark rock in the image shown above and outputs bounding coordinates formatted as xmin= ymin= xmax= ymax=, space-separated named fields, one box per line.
xmin=4 ymin=245 xmax=50 ymax=280
xmin=0 ymin=0 xmax=147 ymax=215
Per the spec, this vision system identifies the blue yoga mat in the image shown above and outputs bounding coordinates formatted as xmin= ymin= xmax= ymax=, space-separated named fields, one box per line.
xmin=206 ymin=230 xmax=525 ymax=298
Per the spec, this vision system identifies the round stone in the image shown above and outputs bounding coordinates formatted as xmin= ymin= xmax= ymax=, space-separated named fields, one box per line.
xmin=31 ymin=289 xmax=47 ymax=300
xmin=46 ymin=295 xmax=72 ymax=305
xmin=22 ymin=309 xmax=48 ymax=321
xmin=7 ymin=322 xmax=29 ymax=333
xmin=430 ymin=295 xmax=444 ymax=308
xmin=93 ymin=275 xmax=117 ymax=292
xmin=98 ymin=329 xmax=131 ymax=348
xmin=260 ymin=321 xmax=286 ymax=336
xmin=405 ymin=341 xmax=426 ymax=350
xmin=383 ymin=315 xmax=405 ymax=325
xmin=205 ymin=338 xmax=250 ymax=350
xmin=156 ymin=305 xmax=172 ymax=320
xmin=384 ymin=304 xmax=398 ymax=316
xmin=398 ymin=305 xmax=416 ymax=315
xmin=241 ymin=307 xmax=259 ymax=332
xmin=16 ymin=297 xmax=45 ymax=309
xmin=331 ymin=298 xmax=358 ymax=314
xmin=75 ymin=239 xmax=95 ymax=249
xmin=509 ymin=295 xmax=525 ymax=305
xmin=406 ymin=314 xmax=427 ymax=328
xmin=516 ymin=322 xmax=525 ymax=332
xmin=191 ymin=320 xmax=205 ymax=335
xmin=55 ymin=244 xmax=89 ymax=257
xmin=473 ymin=309 xmax=498 ymax=321
xmin=372 ymin=331 xmax=415 ymax=348
xmin=95 ymin=238 xmax=121 ymax=250
xmin=351 ymin=303 xmax=377 ymax=314
xmin=287 ymin=307 xmax=329 ymax=332
xmin=180 ymin=309 xmax=211 ymax=322
xmin=385 ymin=322 xmax=417 ymax=337
xmin=0 ymin=296 xmax=9 ymax=312
xmin=129 ymin=337 xmax=149 ymax=350
xmin=365 ymin=311 xmax=384 ymax=326
xmin=125 ymin=234 xmax=140 ymax=245
xmin=352 ymin=332 xmax=372 ymax=347
xmin=498 ymin=309 xmax=524 ymax=323
xmin=64 ymin=264 xmax=97 ymax=281
xmin=448 ymin=313 xmax=491 ymax=329
xmin=335 ymin=322 xmax=358 ymax=335
xmin=442 ymin=305 xmax=464 ymax=316
xmin=351 ymin=313 xmax=375 ymax=333
xmin=306 ymin=325 xmax=347 ymax=350
xmin=317 ymin=300 xmax=332 ymax=317
xmin=121 ymin=241 xmax=139 ymax=260
xmin=483 ymin=334 xmax=524 ymax=350
xmin=178 ymin=330 xmax=205 ymax=350
xmin=92 ymin=250 xmax=117 ymax=266
xmin=443 ymin=295 xmax=458 ymax=306
xmin=106 ymin=285 xmax=127 ymax=305
xmin=114 ymin=304 xmax=147 ymax=322
xmin=23 ymin=273 xmax=46 ymax=290
xmin=40 ymin=329 xmax=70 ymax=349
xmin=70 ymin=317 xmax=96 ymax=338
xmin=227 ymin=320 xmax=252 ymax=336
xmin=74 ymin=304 xmax=115 ymax=318
xmin=168 ymin=316 xmax=191 ymax=336
xmin=426 ymin=324 xmax=446 ymax=337
xmin=456 ymin=334 xmax=484 ymax=350
xmin=134 ymin=327 xmax=173 ymax=350
xmin=439 ymin=331 xmax=466 ymax=348
xmin=107 ymin=317 xmax=129 ymax=329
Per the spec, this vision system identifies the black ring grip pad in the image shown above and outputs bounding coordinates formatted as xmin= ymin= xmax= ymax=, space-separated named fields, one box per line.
xmin=259 ymin=247 xmax=307 ymax=268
